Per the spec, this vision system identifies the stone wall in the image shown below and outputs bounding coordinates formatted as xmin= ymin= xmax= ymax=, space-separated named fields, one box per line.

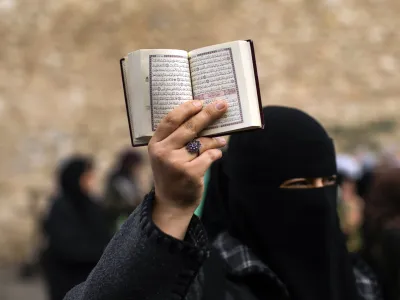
xmin=0 ymin=0 xmax=399 ymax=263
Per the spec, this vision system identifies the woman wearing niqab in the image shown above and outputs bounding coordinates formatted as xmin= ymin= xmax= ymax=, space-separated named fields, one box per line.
xmin=204 ymin=106 xmax=361 ymax=299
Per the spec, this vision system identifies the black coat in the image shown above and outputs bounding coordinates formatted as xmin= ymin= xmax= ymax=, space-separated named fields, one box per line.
xmin=64 ymin=191 xmax=207 ymax=300
xmin=363 ymin=229 xmax=400 ymax=300
xmin=65 ymin=192 xmax=273 ymax=300
xmin=41 ymin=194 xmax=113 ymax=300
xmin=62 ymin=192 xmax=313 ymax=300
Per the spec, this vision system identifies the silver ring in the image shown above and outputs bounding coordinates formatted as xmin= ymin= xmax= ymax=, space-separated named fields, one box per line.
xmin=186 ymin=140 xmax=201 ymax=155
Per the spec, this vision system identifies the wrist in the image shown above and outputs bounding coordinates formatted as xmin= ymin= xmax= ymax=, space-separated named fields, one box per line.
xmin=152 ymin=192 xmax=196 ymax=240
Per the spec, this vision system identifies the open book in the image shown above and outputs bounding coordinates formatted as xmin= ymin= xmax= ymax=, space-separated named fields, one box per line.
xmin=120 ymin=40 xmax=263 ymax=146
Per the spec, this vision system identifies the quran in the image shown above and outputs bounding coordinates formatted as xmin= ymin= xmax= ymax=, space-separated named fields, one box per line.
xmin=120 ymin=40 xmax=263 ymax=146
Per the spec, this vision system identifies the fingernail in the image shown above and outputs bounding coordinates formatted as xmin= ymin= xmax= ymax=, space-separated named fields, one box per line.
xmin=192 ymin=100 xmax=203 ymax=107
xmin=215 ymin=100 xmax=227 ymax=110
xmin=214 ymin=137 xmax=226 ymax=145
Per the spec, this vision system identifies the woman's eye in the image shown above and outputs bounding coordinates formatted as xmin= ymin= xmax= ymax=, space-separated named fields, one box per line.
xmin=287 ymin=181 xmax=308 ymax=187
xmin=323 ymin=176 xmax=337 ymax=185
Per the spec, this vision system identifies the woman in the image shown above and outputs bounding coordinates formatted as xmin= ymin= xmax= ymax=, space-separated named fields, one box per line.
xmin=40 ymin=156 xmax=113 ymax=300
xmin=336 ymin=156 xmax=364 ymax=252
xmin=64 ymin=101 xmax=380 ymax=300
xmin=201 ymin=106 xmax=379 ymax=300
xmin=104 ymin=150 xmax=143 ymax=227
xmin=363 ymin=167 xmax=400 ymax=300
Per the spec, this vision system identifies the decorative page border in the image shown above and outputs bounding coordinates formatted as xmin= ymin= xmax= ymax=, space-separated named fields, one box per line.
xmin=149 ymin=55 xmax=189 ymax=131
xmin=191 ymin=48 xmax=244 ymax=129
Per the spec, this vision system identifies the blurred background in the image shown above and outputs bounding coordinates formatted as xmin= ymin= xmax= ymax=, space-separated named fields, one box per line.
xmin=1 ymin=0 xmax=400 ymax=299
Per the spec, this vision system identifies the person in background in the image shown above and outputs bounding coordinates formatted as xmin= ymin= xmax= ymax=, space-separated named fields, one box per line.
xmin=378 ymin=146 xmax=400 ymax=169
xmin=363 ymin=167 xmax=400 ymax=300
xmin=356 ymin=150 xmax=377 ymax=200
xmin=40 ymin=155 xmax=113 ymax=300
xmin=336 ymin=155 xmax=364 ymax=252
xmin=64 ymin=102 xmax=381 ymax=300
xmin=18 ymin=189 xmax=46 ymax=280
xmin=103 ymin=149 xmax=143 ymax=228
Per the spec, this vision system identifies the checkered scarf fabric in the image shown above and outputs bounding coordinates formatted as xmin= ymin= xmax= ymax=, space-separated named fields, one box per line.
xmin=213 ymin=232 xmax=382 ymax=300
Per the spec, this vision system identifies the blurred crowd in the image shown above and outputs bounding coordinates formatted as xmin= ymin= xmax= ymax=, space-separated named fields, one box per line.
xmin=335 ymin=150 xmax=400 ymax=300
xmin=18 ymin=149 xmax=145 ymax=299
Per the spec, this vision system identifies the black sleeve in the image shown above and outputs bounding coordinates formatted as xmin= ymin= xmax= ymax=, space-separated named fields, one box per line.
xmin=381 ymin=229 xmax=400 ymax=300
xmin=64 ymin=191 xmax=210 ymax=300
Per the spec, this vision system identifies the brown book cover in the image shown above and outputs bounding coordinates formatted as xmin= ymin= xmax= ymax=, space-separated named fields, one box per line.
xmin=246 ymin=39 xmax=265 ymax=129
xmin=119 ymin=58 xmax=136 ymax=146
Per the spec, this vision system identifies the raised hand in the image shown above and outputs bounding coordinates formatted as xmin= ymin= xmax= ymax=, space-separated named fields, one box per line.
xmin=148 ymin=100 xmax=228 ymax=239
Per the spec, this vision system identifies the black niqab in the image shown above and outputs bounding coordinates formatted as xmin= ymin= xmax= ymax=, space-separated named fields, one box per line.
xmin=224 ymin=106 xmax=359 ymax=300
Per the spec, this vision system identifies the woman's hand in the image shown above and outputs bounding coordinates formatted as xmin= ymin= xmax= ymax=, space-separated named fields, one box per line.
xmin=148 ymin=100 xmax=228 ymax=239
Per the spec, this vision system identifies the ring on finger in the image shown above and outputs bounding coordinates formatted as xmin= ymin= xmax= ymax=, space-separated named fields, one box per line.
xmin=186 ymin=139 xmax=201 ymax=156
xmin=183 ymin=137 xmax=226 ymax=161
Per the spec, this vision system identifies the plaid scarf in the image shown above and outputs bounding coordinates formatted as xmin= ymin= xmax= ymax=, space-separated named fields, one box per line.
xmin=214 ymin=232 xmax=382 ymax=300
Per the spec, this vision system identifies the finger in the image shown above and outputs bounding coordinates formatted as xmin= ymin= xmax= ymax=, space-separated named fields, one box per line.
xmin=166 ymin=100 xmax=228 ymax=148
xmin=181 ymin=137 xmax=227 ymax=161
xmin=151 ymin=100 xmax=203 ymax=144
xmin=186 ymin=149 xmax=223 ymax=176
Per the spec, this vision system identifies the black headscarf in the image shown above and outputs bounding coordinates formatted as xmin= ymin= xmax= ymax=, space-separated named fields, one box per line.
xmin=224 ymin=106 xmax=359 ymax=300
xmin=357 ymin=170 xmax=374 ymax=200
xmin=111 ymin=149 xmax=142 ymax=179
xmin=58 ymin=156 xmax=94 ymax=208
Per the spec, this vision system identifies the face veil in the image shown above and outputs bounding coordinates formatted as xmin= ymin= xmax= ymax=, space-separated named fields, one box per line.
xmin=223 ymin=106 xmax=360 ymax=300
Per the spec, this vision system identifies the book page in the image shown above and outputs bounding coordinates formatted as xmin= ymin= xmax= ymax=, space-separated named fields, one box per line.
xmin=127 ymin=49 xmax=191 ymax=139
xmin=189 ymin=41 xmax=261 ymax=135
xmin=149 ymin=52 xmax=192 ymax=131
xmin=189 ymin=43 xmax=244 ymax=131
